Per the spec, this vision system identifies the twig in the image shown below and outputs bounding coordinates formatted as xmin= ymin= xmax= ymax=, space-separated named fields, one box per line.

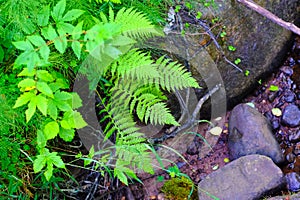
xmin=237 ymin=0 xmax=300 ymax=36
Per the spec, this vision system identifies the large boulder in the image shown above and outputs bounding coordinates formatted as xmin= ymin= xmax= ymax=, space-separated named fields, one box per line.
xmin=146 ymin=0 xmax=300 ymax=118
xmin=198 ymin=155 xmax=286 ymax=200
xmin=228 ymin=103 xmax=284 ymax=164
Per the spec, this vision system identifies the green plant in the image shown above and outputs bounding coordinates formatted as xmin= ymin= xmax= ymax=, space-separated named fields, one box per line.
xmin=11 ymin=0 xmax=200 ymax=187
xmin=228 ymin=45 xmax=236 ymax=51
xmin=234 ymin=58 xmax=241 ymax=65
xmin=269 ymin=85 xmax=279 ymax=91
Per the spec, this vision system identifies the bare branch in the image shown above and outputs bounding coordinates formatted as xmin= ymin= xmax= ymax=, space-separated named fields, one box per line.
xmin=237 ymin=0 xmax=300 ymax=36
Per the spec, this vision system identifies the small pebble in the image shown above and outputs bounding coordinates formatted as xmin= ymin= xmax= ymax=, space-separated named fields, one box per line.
xmin=271 ymin=120 xmax=280 ymax=130
xmin=176 ymin=162 xmax=186 ymax=169
xmin=289 ymin=130 xmax=300 ymax=143
xmin=282 ymin=104 xmax=300 ymax=127
xmin=288 ymin=57 xmax=296 ymax=67
xmin=286 ymin=172 xmax=300 ymax=192
xmin=284 ymin=91 xmax=296 ymax=103
xmin=281 ymin=66 xmax=293 ymax=76
xmin=286 ymin=152 xmax=296 ymax=163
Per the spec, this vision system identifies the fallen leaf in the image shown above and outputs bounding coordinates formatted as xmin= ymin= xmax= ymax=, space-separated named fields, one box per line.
xmin=271 ymin=108 xmax=282 ymax=117
xmin=209 ymin=126 xmax=223 ymax=136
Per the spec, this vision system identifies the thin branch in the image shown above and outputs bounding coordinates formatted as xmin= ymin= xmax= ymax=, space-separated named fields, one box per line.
xmin=237 ymin=0 xmax=300 ymax=36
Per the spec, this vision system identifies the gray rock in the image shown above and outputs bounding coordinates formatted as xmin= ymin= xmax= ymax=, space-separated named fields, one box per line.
xmin=282 ymin=104 xmax=300 ymax=127
xmin=228 ymin=104 xmax=284 ymax=164
xmin=267 ymin=193 xmax=300 ymax=200
xmin=198 ymin=155 xmax=285 ymax=200
xmin=146 ymin=0 xmax=300 ymax=118
xmin=286 ymin=172 xmax=300 ymax=192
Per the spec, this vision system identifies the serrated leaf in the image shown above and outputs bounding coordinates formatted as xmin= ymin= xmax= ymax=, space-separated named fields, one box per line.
xmin=39 ymin=45 xmax=50 ymax=61
xmin=54 ymin=91 xmax=73 ymax=100
xmin=37 ymin=5 xmax=50 ymax=26
xmin=62 ymin=9 xmax=84 ymax=21
xmin=37 ymin=129 xmax=47 ymax=148
xmin=36 ymin=95 xmax=48 ymax=116
xmin=18 ymin=68 xmax=36 ymax=77
xmin=44 ymin=163 xmax=53 ymax=181
xmin=72 ymin=111 xmax=87 ymax=129
xmin=72 ymin=21 xmax=83 ymax=40
xmin=41 ymin=25 xmax=58 ymax=40
xmin=70 ymin=92 xmax=82 ymax=109
xmin=111 ymin=35 xmax=136 ymax=46
xmin=47 ymin=99 xmax=58 ymax=120
xmin=27 ymin=35 xmax=46 ymax=47
xmin=37 ymin=70 xmax=54 ymax=82
xmin=57 ymin=22 xmax=74 ymax=33
xmin=60 ymin=119 xmax=72 ymax=129
xmin=25 ymin=101 xmax=36 ymax=122
xmin=59 ymin=128 xmax=75 ymax=142
xmin=18 ymin=78 xmax=36 ymax=89
xmin=36 ymin=81 xmax=53 ymax=98
xmin=33 ymin=154 xmax=46 ymax=173
xmin=48 ymin=152 xmax=65 ymax=168
xmin=51 ymin=0 xmax=66 ymax=22
xmin=13 ymin=92 xmax=35 ymax=108
xmin=54 ymin=29 xmax=67 ymax=54
xmin=114 ymin=168 xmax=128 ymax=185
xmin=13 ymin=40 xmax=34 ymax=51
xmin=71 ymin=41 xmax=81 ymax=59
xmin=14 ymin=51 xmax=40 ymax=71
xmin=44 ymin=121 xmax=59 ymax=140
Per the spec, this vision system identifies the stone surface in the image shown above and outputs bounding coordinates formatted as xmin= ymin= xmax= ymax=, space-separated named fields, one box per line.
xmin=146 ymin=0 xmax=300 ymax=118
xmin=228 ymin=103 xmax=284 ymax=164
xmin=281 ymin=104 xmax=300 ymax=127
xmin=267 ymin=193 xmax=300 ymax=200
xmin=286 ymin=172 xmax=300 ymax=192
xmin=198 ymin=155 xmax=285 ymax=200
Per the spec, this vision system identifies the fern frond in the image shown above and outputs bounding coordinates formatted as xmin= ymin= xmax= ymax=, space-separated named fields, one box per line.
xmin=154 ymin=56 xmax=200 ymax=92
xmin=113 ymin=7 xmax=162 ymax=39
xmin=145 ymin=102 xmax=179 ymax=126
xmin=110 ymin=49 xmax=160 ymax=82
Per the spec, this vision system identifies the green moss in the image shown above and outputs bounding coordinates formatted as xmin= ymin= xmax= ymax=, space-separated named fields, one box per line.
xmin=161 ymin=176 xmax=198 ymax=200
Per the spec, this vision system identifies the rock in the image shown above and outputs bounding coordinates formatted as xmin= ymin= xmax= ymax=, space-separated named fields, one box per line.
xmin=286 ymin=152 xmax=295 ymax=163
xmin=198 ymin=155 xmax=285 ymax=200
xmin=146 ymin=0 xmax=300 ymax=118
xmin=286 ymin=172 xmax=300 ymax=192
xmin=283 ymin=91 xmax=296 ymax=103
xmin=267 ymin=193 xmax=300 ymax=200
xmin=282 ymin=104 xmax=300 ymax=127
xmin=280 ymin=66 xmax=293 ymax=76
xmin=228 ymin=104 xmax=284 ymax=164
xmin=289 ymin=130 xmax=300 ymax=143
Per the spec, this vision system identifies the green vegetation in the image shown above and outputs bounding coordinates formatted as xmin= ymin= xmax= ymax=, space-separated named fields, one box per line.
xmin=0 ymin=0 xmax=202 ymax=198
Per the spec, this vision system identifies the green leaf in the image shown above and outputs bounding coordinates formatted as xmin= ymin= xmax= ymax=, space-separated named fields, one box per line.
xmin=54 ymin=29 xmax=67 ymax=54
xmin=13 ymin=40 xmax=34 ymax=51
xmin=18 ymin=68 xmax=36 ymax=77
xmin=48 ymin=152 xmax=65 ymax=168
xmin=54 ymin=91 xmax=73 ymax=100
xmin=36 ymin=95 xmax=48 ymax=116
xmin=71 ymin=41 xmax=81 ymax=59
xmin=272 ymin=108 xmax=282 ymax=117
xmin=44 ymin=163 xmax=53 ymax=181
xmin=27 ymin=34 xmax=46 ymax=47
xmin=33 ymin=154 xmax=47 ymax=173
xmin=70 ymin=92 xmax=82 ymax=109
xmin=39 ymin=45 xmax=50 ymax=61
xmin=62 ymin=9 xmax=84 ymax=21
xmin=47 ymin=99 xmax=58 ymax=120
xmin=51 ymin=0 xmax=66 ymax=22
xmin=14 ymin=51 xmax=40 ymax=71
xmin=13 ymin=92 xmax=35 ymax=108
xmin=37 ymin=130 xmax=47 ymax=148
xmin=269 ymin=85 xmax=279 ymax=92
xmin=59 ymin=128 xmax=75 ymax=142
xmin=72 ymin=21 xmax=83 ymax=40
xmin=37 ymin=70 xmax=54 ymax=82
xmin=0 ymin=45 xmax=4 ymax=63
xmin=114 ymin=168 xmax=128 ymax=185
xmin=18 ymin=78 xmax=36 ymax=89
xmin=37 ymin=5 xmax=50 ymax=26
xmin=44 ymin=121 xmax=60 ymax=140
xmin=60 ymin=119 xmax=72 ymax=129
xmin=41 ymin=25 xmax=58 ymax=40
xmin=25 ymin=100 xmax=36 ymax=122
xmin=72 ymin=111 xmax=87 ymax=129
xmin=57 ymin=22 xmax=74 ymax=33
xmin=36 ymin=81 xmax=54 ymax=98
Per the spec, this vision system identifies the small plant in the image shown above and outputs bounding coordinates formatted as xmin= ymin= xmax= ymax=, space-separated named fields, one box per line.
xmin=269 ymin=85 xmax=279 ymax=91
xmin=234 ymin=58 xmax=241 ymax=65
xmin=196 ymin=11 xmax=203 ymax=19
xmin=228 ymin=45 xmax=236 ymax=51
xmin=175 ymin=5 xmax=181 ymax=13
xmin=244 ymin=69 xmax=250 ymax=77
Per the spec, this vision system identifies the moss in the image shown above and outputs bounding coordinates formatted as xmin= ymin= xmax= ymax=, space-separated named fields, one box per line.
xmin=161 ymin=176 xmax=198 ymax=200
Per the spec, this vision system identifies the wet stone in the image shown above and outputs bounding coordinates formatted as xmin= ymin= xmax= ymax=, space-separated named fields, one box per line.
xmin=286 ymin=172 xmax=300 ymax=192
xmin=282 ymin=105 xmax=300 ymax=127
xmin=272 ymin=120 xmax=280 ymax=130
xmin=289 ymin=130 xmax=300 ymax=143
xmin=281 ymin=66 xmax=294 ymax=76
xmin=286 ymin=153 xmax=296 ymax=163
xmin=284 ymin=91 xmax=296 ymax=103
xmin=288 ymin=57 xmax=296 ymax=67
